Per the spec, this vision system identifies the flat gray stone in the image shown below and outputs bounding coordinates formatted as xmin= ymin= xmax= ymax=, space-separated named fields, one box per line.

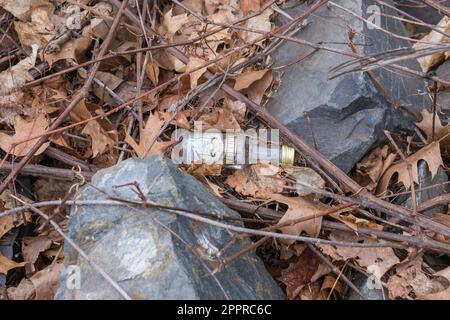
xmin=267 ymin=0 xmax=428 ymax=172
xmin=56 ymin=156 xmax=284 ymax=300
xmin=396 ymin=0 xmax=450 ymax=34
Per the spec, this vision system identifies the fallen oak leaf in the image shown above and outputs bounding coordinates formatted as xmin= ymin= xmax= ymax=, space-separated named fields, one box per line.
xmin=0 ymin=0 xmax=53 ymax=21
xmin=44 ymin=25 xmax=92 ymax=67
xmin=158 ymin=9 xmax=189 ymax=40
xmin=14 ymin=7 xmax=56 ymax=49
xmin=279 ymin=248 xmax=320 ymax=299
xmin=241 ymin=0 xmax=261 ymax=15
xmin=29 ymin=263 xmax=63 ymax=300
xmin=186 ymin=56 xmax=207 ymax=89
xmin=242 ymin=6 xmax=273 ymax=44
xmin=243 ymin=69 xmax=273 ymax=104
xmin=22 ymin=237 xmax=52 ymax=264
xmin=234 ymin=69 xmax=268 ymax=91
xmin=0 ymin=44 xmax=38 ymax=95
xmin=225 ymin=163 xmax=284 ymax=198
xmin=377 ymin=141 xmax=443 ymax=193
xmin=271 ymin=194 xmax=325 ymax=242
xmin=319 ymin=230 xmax=400 ymax=277
xmin=82 ymin=121 xmax=115 ymax=158
xmin=418 ymin=266 xmax=450 ymax=300
xmin=0 ymin=113 xmax=50 ymax=157
xmin=388 ymin=255 xmax=446 ymax=299
xmin=416 ymin=109 xmax=449 ymax=142
xmin=125 ymin=113 xmax=174 ymax=158
xmin=0 ymin=254 xmax=26 ymax=275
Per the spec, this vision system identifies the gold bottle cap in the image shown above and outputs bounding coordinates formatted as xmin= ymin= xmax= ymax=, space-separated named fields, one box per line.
xmin=281 ymin=145 xmax=295 ymax=166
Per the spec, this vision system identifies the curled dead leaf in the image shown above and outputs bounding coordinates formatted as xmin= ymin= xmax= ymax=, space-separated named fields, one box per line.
xmin=234 ymin=69 xmax=268 ymax=91
xmin=0 ymin=254 xmax=26 ymax=275
xmin=0 ymin=113 xmax=50 ymax=157
xmin=225 ymin=163 xmax=284 ymax=198
xmin=271 ymin=194 xmax=325 ymax=242
xmin=377 ymin=141 xmax=443 ymax=193
xmin=125 ymin=113 xmax=174 ymax=158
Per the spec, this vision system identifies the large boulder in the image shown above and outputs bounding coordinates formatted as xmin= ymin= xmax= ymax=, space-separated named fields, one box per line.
xmin=267 ymin=0 xmax=429 ymax=172
xmin=56 ymin=156 xmax=284 ymax=300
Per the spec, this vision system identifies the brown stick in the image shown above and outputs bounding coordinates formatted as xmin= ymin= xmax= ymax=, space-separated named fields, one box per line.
xmin=0 ymin=163 xmax=94 ymax=180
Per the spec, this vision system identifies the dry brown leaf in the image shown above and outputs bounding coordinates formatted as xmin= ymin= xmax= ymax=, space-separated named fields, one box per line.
xmin=241 ymin=0 xmax=260 ymax=15
xmin=418 ymin=266 xmax=450 ymax=300
xmin=413 ymin=16 xmax=450 ymax=72
xmin=0 ymin=0 xmax=53 ymax=21
xmin=14 ymin=7 xmax=56 ymax=49
xmin=279 ymin=249 xmax=320 ymax=299
xmin=159 ymin=9 xmax=189 ymax=40
xmin=146 ymin=59 xmax=160 ymax=86
xmin=272 ymin=194 xmax=325 ymax=241
xmin=125 ymin=113 xmax=174 ymax=158
xmin=320 ymin=230 xmax=400 ymax=277
xmin=377 ymin=141 xmax=443 ymax=193
xmin=0 ymin=92 xmax=34 ymax=125
xmin=329 ymin=212 xmax=384 ymax=232
xmin=243 ymin=69 xmax=273 ymax=104
xmin=356 ymin=145 xmax=397 ymax=192
xmin=388 ymin=255 xmax=447 ymax=299
xmin=416 ymin=109 xmax=449 ymax=142
xmin=29 ymin=263 xmax=63 ymax=300
xmin=158 ymin=111 xmax=191 ymax=129
xmin=22 ymin=237 xmax=52 ymax=264
xmin=225 ymin=163 xmax=284 ymax=198
xmin=319 ymin=275 xmax=343 ymax=299
xmin=0 ymin=44 xmax=37 ymax=95
xmin=0 ymin=113 xmax=50 ymax=157
xmin=242 ymin=7 xmax=272 ymax=44
xmin=187 ymin=164 xmax=222 ymax=179
xmin=44 ymin=26 xmax=92 ymax=67
xmin=224 ymin=99 xmax=246 ymax=123
xmin=6 ymin=278 xmax=34 ymax=300
xmin=186 ymin=56 xmax=207 ymax=89
xmin=200 ymin=107 xmax=241 ymax=131
xmin=284 ymin=166 xmax=325 ymax=196
xmin=0 ymin=190 xmax=31 ymax=238
xmin=82 ymin=121 xmax=115 ymax=158
xmin=234 ymin=69 xmax=268 ymax=91
xmin=0 ymin=254 xmax=26 ymax=275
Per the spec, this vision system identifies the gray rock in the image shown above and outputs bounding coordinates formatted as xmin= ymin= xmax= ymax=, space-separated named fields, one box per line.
xmin=56 ymin=156 xmax=284 ymax=300
xmin=0 ymin=230 xmax=18 ymax=286
xmin=398 ymin=160 xmax=449 ymax=217
xmin=267 ymin=0 xmax=428 ymax=172
xmin=395 ymin=0 xmax=450 ymax=34
xmin=436 ymin=59 xmax=450 ymax=113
